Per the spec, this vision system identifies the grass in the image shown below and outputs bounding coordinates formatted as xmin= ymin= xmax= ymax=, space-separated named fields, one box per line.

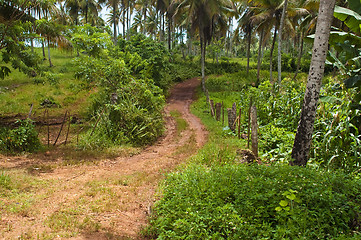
xmin=170 ymin=110 xmax=188 ymax=138
xmin=0 ymin=47 xmax=90 ymax=118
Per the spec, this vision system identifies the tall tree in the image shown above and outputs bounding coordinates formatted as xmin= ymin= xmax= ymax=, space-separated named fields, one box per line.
xmin=290 ymin=0 xmax=336 ymax=166
xmin=277 ymin=0 xmax=288 ymax=84
xmin=175 ymin=0 xmax=233 ymax=92
xmin=99 ymin=0 xmax=121 ymax=44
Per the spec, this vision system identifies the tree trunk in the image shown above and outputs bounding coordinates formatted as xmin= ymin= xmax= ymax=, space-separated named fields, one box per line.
xmin=277 ymin=0 xmax=288 ymax=84
xmin=47 ymin=37 xmax=53 ymax=67
xmin=293 ymin=32 xmax=304 ymax=80
xmin=42 ymin=38 xmax=46 ymax=60
xmin=291 ymin=0 xmax=336 ymax=166
xmin=142 ymin=4 xmax=147 ymax=35
xmin=168 ymin=16 xmax=172 ymax=50
xmin=246 ymin=28 xmax=251 ymax=74
xmin=256 ymin=30 xmax=264 ymax=86
xmin=127 ymin=5 xmax=130 ymax=40
xmin=269 ymin=27 xmax=278 ymax=82
xmin=122 ymin=2 xmax=126 ymax=39
xmin=113 ymin=2 xmax=117 ymax=45
xmin=201 ymin=36 xmax=206 ymax=92
xmin=251 ymin=105 xmax=258 ymax=158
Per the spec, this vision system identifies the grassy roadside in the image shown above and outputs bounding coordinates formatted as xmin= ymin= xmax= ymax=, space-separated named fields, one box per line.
xmin=144 ymin=82 xmax=361 ymax=239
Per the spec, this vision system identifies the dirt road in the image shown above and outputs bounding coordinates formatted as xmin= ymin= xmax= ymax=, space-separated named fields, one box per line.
xmin=0 ymin=77 xmax=208 ymax=239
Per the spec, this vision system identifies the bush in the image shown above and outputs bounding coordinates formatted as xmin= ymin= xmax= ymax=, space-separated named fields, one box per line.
xmin=148 ymin=164 xmax=361 ymax=239
xmin=0 ymin=119 xmax=41 ymax=154
xmin=75 ymin=54 xmax=165 ymax=148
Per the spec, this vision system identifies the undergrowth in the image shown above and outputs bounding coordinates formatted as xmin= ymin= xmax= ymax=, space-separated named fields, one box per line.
xmin=147 ymin=164 xmax=361 ymax=239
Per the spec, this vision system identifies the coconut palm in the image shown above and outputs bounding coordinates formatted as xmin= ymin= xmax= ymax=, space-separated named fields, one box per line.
xmin=174 ymin=0 xmax=234 ymax=92
xmin=291 ymin=0 xmax=336 ymax=166
xmin=65 ymin=0 xmax=81 ymax=25
xmin=79 ymin=0 xmax=101 ymax=25
xmin=249 ymin=0 xmax=285 ymax=82
xmin=99 ymin=0 xmax=121 ymax=44
xmin=235 ymin=5 xmax=254 ymax=74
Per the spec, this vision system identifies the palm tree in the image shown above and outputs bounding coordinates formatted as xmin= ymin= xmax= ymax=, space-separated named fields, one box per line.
xmin=277 ymin=0 xmax=288 ymax=84
xmin=175 ymin=0 xmax=234 ymax=92
xmin=235 ymin=6 xmax=254 ymax=74
xmin=65 ymin=0 xmax=81 ymax=25
xmin=249 ymin=0 xmax=284 ymax=82
xmin=99 ymin=0 xmax=121 ymax=44
xmin=79 ymin=0 xmax=101 ymax=25
xmin=291 ymin=0 xmax=336 ymax=166
xmin=292 ymin=0 xmax=319 ymax=80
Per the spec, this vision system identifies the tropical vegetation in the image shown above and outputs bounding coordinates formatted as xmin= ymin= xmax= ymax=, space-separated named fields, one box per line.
xmin=1 ymin=0 xmax=361 ymax=238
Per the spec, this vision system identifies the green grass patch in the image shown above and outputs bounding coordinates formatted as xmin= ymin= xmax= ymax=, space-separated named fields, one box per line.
xmin=170 ymin=110 xmax=188 ymax=137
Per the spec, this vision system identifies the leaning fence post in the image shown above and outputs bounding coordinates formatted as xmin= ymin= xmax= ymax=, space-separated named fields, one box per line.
xmin=65 ymin=114 xmax=71 ymax=145
xmin=210 ymin=99 xmax=215 ymax=117
xmin=28 ymin=103 xmax=33 ymax=119
xmin=53 ymin=111 xmax=68 ymax=146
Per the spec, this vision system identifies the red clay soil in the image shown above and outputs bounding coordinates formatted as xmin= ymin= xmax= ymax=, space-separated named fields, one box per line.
xmin=0 ymin=77 xmax=208 ymax=239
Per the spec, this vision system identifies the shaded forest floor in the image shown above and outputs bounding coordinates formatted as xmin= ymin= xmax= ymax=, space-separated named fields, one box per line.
xmin=0 ymin=77 xmax=208 ymax=239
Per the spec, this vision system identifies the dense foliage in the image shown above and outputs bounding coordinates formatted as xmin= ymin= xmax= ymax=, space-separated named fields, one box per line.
xmin=0 ymin=119 xmax=41 ymax=154
xmin=148 ymin=164 xmax=361 ymax=239
xmin=74 ymin=32 xmax=167 ymax=148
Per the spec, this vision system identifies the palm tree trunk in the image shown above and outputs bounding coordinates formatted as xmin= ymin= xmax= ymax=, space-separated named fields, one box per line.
xmin=200 ymin=36 xmax=206 ymax=92
xmin=291 ymin=0 xmax=336 ymax=166
xmin=142 ymin=4 xmax=147 ymax=35
xmin=246 ymin=28 xmax=251 ymax=74
xmin=122 ymin=1 xmax=126 ymax=39
xmin=277 ymin=0 xmax=288 ymax=84
xmin=269 ymin=27 xmax=278 ymax=82
xmin=256 ymin=30 xmax=264 ymax=86
xmin=47 ymin=37 xmax=53 ymax=67
xmin=113 ymin=2 xmax=118 ymax=45
xmin=293 ymin=32 xmax=304 ymax=80
xmin=168 ymin=16 xmax=172 ymax=50
xmin=127 ymin=4 xmax=130 ymax=40
xmin=42 ymin=38 xmax=46 ymax=60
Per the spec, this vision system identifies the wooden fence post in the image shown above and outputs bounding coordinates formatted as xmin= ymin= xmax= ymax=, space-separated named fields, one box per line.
xmin=222 ymin=101 xmax=224 ymax=126
xmin=215 ymin=103 xmax=222 ymax=121
xmin=210 ymin=99 xmax=215 ymax=117
xmin=53 ymin=111 xmax=68 ymax=146
xmin=28 ymin=103 xmax=33 ymax=119
xmin=247 ymin=99 xmax=253 ymax=148
xmin=65 ymin=114 xmax=71 ymax=145
xmin=227 ymin=103 xmax=237 ymax=132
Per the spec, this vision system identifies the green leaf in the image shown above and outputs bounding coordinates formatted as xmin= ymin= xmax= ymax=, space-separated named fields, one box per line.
xmin=319 ymin=96 xmax=342 ymax=104
xmin=275 ymin=207 xmax=283 ymax=212
xmin=279 ymin=200 xmax=288 ymax=207
xmin=348 ymin=0 xmax=361 ymax=15
xmin=286 ymin=194 xmax=296 ymax=201
xmin=344 ymin=75 xmax=361 ymax=88
xmin=334 ymin=6 xmax=361 ymax=35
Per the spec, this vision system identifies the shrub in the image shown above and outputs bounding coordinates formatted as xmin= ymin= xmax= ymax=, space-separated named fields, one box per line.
xmin=75 ymin=54 xmax=165 ymax=148
xmin=148 ymin=164 xmax=361 ymax=239
xmin=0 ymin=119 xmax=41 ymax=154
